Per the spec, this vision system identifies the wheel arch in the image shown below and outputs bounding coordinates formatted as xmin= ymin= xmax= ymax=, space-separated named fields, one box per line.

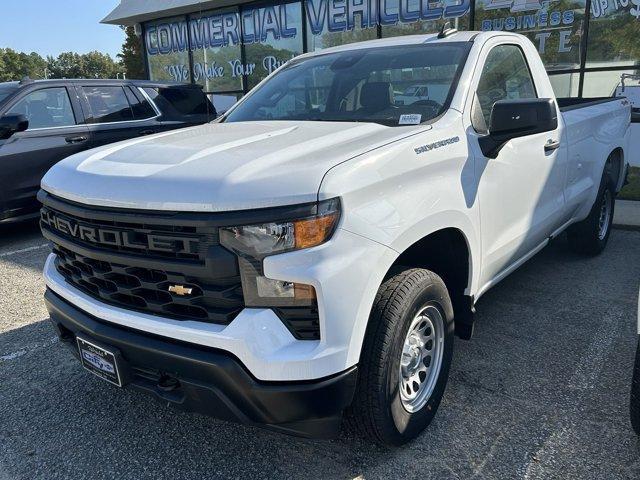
xmin=382 ymin=226 xmax=477 ymax=339
xmin=606 ymin=147 xmax=625 ymax=192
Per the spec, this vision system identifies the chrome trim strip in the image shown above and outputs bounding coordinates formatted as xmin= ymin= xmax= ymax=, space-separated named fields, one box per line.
xmin=137 ymin=86 xmax=162 ymax=117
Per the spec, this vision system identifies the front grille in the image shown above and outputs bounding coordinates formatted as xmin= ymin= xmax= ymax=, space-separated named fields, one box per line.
xmin=40 ymin=191 xmax=321 ymax=338
xmin=54 ymin=245 xmax=244 ymax=324
xmin=40 ymin=194 xmax=246 ymax=326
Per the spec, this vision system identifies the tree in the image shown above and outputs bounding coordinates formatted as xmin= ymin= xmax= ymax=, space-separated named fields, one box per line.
xmin=0 ymin=48 xmax=47 ymax=81
xmin=27 ymin=52 xmax=48 ymax=78
xmin=82 ymin=51 xmax=120 ymax=78
xmin=46 ymin=51 xmax=120 ymax=79
xmin=118 ymin=26 xmax=145 ymax=79
xmin=46 ymin=52 xmax=84 ymax=78
xmin=0 ymin=48 xmax=121 ymax=81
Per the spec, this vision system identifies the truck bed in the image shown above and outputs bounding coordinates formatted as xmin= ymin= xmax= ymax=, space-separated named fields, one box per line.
xmin=559 ymin=95 xmax=628 ymax=199
xmin=557 ymin=97 xmax=619 ymax=112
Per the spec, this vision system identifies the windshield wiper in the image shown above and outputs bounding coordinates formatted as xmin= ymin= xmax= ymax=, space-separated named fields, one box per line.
xmin=300 ymin=117 xmax=398 ymax=126
xmin=297 ymin=117 xmax=359 ymax=123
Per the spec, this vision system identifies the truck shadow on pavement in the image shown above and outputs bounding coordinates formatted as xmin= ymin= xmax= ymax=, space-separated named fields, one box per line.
xmin=1 ymin=231 xmax=640 ymax=479
xmin=0 ymin=219 xmax=41 ymax=245
xmin=0 ymin=219 xmax=48 ymax=274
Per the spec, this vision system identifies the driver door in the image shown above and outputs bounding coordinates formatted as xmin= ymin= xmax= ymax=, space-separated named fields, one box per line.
xmin=468 ymin=42 xmax=567 ymax=289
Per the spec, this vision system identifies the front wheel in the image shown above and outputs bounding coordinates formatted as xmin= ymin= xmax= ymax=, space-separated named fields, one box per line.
xmin=345 ymin=268 xmax=454 ymax=446
xmin=567 ymin=173 xmax=615 ymax=255
xmin=631 ymin=336 xmax=640 ymax=436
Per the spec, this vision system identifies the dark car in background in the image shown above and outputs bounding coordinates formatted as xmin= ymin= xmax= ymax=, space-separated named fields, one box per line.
xmin=0 ymin=79 xmax=216 ymax=223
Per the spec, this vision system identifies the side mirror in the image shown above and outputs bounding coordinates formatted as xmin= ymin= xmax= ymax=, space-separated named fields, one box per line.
xmin=479 ymin=98 xmax=558 ymax=158
xmin=0 ymin=114 xmax=29 ymax=140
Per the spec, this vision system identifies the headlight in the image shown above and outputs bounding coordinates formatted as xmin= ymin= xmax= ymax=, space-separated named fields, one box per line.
xmin=220 ymin=198 xmax=340 ymax=307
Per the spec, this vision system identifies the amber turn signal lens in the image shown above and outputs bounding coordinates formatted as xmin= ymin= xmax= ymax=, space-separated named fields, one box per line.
xmin=294 ymin=283 xmax=316 ymax=300
xmin=293 ymin=213 xmax=339 ymax=250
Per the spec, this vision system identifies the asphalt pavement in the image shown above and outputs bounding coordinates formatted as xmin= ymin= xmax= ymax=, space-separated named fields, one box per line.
xmin=614 ymin=200 xmax=640 ymax=230
xmin=1 ymin=220 xmax=639 ymax=480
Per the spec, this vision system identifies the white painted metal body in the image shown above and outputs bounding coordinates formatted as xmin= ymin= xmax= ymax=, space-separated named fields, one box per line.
xmin=42 ymin=32 xmax=631 ymax=381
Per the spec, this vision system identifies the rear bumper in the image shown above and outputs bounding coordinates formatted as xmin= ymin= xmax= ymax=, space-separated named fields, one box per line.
xmin=45 ymin=288 xmax=358 ymax=439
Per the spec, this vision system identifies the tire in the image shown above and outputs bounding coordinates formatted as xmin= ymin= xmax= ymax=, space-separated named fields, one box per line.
xmin=567 ymin=171 xmax=615 ymax=255
xmin=631 ymin=336 xmax=640 ymax=436
xmin=345 ymin=268 xmax=455 ymax=446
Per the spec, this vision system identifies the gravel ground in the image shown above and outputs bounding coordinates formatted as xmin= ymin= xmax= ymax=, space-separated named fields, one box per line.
xmin=0 ymin=221 xmax=639 ymax=480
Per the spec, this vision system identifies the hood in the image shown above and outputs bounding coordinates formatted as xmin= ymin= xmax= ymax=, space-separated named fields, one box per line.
xmin=41 ymin=120 xmax=429 ymax=212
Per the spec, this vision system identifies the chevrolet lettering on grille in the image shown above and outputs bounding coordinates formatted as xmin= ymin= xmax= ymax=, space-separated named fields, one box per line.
xmin=41 ymin=208 xmax=200 ymax=255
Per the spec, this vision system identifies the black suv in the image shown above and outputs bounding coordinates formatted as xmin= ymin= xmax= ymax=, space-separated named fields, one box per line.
xmin=0 ymin=79 xmax=216 ymax=223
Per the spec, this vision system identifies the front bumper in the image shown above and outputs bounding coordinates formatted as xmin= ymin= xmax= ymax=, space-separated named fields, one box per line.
xmin=44 ymin=222 xmax=398 ymax=381
xmin=45 ymin=288 xmax=358 ymax=439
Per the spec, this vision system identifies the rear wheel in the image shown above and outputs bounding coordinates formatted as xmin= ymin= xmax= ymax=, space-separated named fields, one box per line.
xmin=345 ymin=268 xmax=454 ymax=446
xmin=631 ymin=336 xmax=640 ymax=436
xmin=567 ymin=171 xmax=615 ymax=255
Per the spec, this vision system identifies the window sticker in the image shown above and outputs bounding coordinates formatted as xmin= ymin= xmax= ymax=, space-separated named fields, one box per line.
xmin=399 ymin=114 xmax=422 ymax=125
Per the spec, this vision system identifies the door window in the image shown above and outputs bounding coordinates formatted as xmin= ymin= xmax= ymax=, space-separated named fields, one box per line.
xmin=124 ymin=87 xmax=157 ymax=120
xmin=83 ymin=86 xmax=134 ymax=123
xmin=142 ymin=87 xmax=215 ymax=117
xmin=6 ymin=87 xmax=76 ymax=130
xmin=474 ymin=45 xmax=537 ymax=132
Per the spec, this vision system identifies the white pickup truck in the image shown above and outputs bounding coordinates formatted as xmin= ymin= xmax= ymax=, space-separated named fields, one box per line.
xmin=39 ymin=30 xmax=630 ymax=445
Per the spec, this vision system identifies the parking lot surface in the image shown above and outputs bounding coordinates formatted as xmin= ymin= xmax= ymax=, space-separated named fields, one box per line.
xmin=1 ymin=221 xmax=639 ymax=480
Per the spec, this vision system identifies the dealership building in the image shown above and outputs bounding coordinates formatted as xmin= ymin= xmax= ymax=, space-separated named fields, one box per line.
xmin=102 ymin=0 xmax=640 ymax=157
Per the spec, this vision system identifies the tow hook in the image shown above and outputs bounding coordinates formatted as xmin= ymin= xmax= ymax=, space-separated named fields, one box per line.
xmin=157 ymin=374 xmax=180 ymax=392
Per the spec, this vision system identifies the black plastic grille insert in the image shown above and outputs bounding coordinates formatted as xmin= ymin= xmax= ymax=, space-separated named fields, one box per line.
xmin=53 ymin=245 xmax=243 ymax=325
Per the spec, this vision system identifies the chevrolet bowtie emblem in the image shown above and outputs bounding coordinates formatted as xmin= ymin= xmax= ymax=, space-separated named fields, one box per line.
xmin=168 ymin=285 xmax=193 ymax=296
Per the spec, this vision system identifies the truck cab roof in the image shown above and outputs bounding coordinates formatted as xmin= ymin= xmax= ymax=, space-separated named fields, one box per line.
xmin=297 ymin=31 xmax=523 ymax=61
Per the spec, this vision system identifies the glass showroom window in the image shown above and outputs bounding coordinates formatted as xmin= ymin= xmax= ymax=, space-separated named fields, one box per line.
xmin=305 ymin=0 xmax=378 ymax=52
xmin=243 ymin=1 xmax=305 ymax=89
xmin=380 ymin=0 xmax=471 ymax=37
xmin=586 ymin=0 xmax=640 ymax=69
xmin=189 ymin=8 xmax=244 ymax=93
xmin=548 ymin=72 xmax=580 ymax=97
xmin=474 ymin=0 xmax=587 ymax=71
xmin=144 ymin=16 xmax=191 ymax=83
xmin=582 ymin=69 xmax=640 ymax=97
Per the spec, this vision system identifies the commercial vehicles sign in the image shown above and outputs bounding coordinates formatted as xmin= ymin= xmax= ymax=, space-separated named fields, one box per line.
xmin=145 ymin=0 xmax=470 ymax=84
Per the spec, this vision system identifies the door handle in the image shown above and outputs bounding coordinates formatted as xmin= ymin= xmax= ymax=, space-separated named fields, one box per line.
xmin=65 ymin=135 xmax=87 ymax=144
xmin=139 ymin=129 xmax=157 ymax=136
xmin=544 ymin=139 xmax=561 ymax=152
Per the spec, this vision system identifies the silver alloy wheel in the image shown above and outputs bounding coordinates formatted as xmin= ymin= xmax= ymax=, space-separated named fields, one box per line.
xmin=399 ymin=305 xmax=445 ymax=413
xmin=598 ymin=188 xmax=612 ymax=241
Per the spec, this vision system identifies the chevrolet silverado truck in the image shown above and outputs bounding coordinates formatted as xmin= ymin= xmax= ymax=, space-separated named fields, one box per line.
xmin=39 ymin=30 xmax=631 ymax=446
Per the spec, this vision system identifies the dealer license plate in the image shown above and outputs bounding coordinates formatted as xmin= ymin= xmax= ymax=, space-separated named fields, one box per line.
xmin=76 ymin=336 xmax=122 ymax=387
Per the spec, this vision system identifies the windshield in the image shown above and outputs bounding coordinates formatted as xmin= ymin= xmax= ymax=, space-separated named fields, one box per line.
xmin=224 ymin=43 xmax=470 ymax=127
xmin=0 ymin=85 xmax=18 ymax=104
